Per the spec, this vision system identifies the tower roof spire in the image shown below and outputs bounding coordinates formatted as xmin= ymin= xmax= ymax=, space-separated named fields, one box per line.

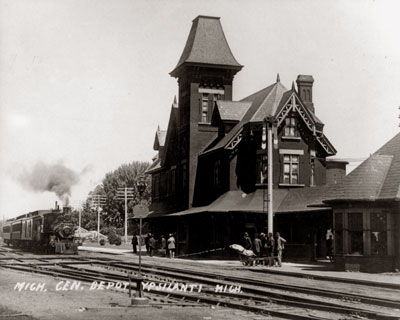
xmin=276 ymin=73 xmax=280 ymax=83
xmin=170 ymin=16 xmax=242 ymax=77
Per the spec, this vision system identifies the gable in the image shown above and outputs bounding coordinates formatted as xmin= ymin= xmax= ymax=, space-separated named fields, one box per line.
xmin=275 ymin=92 xmax=336 ymax=155
xmin=153 ymin=130 xmax=166 ymax=150
xmin=209 ymin=90 xmax=336 ymax=156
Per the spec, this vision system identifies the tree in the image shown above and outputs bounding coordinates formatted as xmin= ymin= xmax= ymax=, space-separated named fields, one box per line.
xmin=72 ymin=199 xmax=102 ymax=231
xmin=98 ymin=161 xmax=151 ymax=228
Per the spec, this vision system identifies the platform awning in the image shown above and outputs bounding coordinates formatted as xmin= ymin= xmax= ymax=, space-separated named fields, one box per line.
xmin=150 ymin=187 xmax=330 ymax=218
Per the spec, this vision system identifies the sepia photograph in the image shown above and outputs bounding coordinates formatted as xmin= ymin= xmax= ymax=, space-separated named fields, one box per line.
xmin=0 ymin=0 xmax=399 ymax=319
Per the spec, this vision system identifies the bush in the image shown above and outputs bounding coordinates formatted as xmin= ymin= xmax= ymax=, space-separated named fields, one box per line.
xmin=114 ymin=237 xmax=122 ymax=246
xmin=99 ymin=239 xmax=106 ymax=246
xmin=108 ymin=227 xmax=122 ymax=245
xmin=100 ymin=226 xmax=111 ymax=236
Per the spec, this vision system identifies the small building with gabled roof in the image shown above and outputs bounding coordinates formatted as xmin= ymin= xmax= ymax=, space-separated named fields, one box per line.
xmin=322 ymin=132 xmax=400 ymax=272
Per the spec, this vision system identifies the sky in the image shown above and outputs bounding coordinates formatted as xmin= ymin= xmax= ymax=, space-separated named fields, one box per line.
xmin=0 ymin=0 xmax=399 ymax=219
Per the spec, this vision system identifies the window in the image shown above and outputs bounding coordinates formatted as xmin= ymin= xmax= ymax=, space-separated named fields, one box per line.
xmin=334 ymin=212 xmax=343 ymax=254
xmin=348 ymin=212 xmax=363 ymax=255
xmin=201 ymin=93 xmax=209 ymax=123
xmin=199 ymin=88 xmax=224 ymax=123
xmin=284 ymin=117 xmax=297 ymax=137
xmin=283 ymin=155 xmax=299 ymax=184
xmin=256 ymin=153 xmax=268 ymax=185
xmin=371 ymin=212 xmax=387 ymax=255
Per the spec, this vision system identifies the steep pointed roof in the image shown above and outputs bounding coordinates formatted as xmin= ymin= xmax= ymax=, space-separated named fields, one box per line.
xmin=323 ymin=132 xmax=400 ymax=203
xmin=153 ymin=129 xmax=166 ymax=150
xmin=245 ymin=81 xmax=288 ymax=122
xmin=372 ymin=132 xmax=400 ymax=200
xmin=170 ymin=16 xmax=242 ymax=77
xmin=202 ymin=79 xmax=335 ymax=156
xmin=204 ymin=82 xmax=279 ymax=154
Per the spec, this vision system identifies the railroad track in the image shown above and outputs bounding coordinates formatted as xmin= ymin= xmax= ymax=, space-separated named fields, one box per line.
xmin=1 ymin=254 xmax=399 ymax=320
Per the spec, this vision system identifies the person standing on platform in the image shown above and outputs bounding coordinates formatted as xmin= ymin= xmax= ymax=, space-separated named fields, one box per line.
xmin=145 ymin=233 xmax=151 ymax=253
xmin=131 ymin=234 xmax=138 ymax=254
xmin=326 ymin=235 xmax=334 ymax=262
xmin=149 ymin=234 xmax=156 ymax=257
xmin=167 ymin=233 xmax=176 ymax=259
xmin=160 ymin=234 xmax=167 ymax=257
xmin=253 ymin=234 xmax=262 ymax=262
xmin=274 ymin=232 xmax=287 ymax=267
xmin=260 ymin=233 xmax=266 ymax=265
xmin=266 ymin=233 xmax=275 ymax=267
xmin=243 ymin=232 xmax=252 ymax=250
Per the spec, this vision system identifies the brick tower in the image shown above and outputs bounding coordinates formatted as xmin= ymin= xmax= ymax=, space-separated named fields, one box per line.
xmin=170 ymin=15 xmax=242 ymax=208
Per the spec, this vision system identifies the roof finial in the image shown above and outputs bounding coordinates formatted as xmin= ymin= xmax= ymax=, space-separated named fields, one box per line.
xmin=173 ymin=95 xmax=177 ymax=105
xmin=157 ymin=124 xmax=160 ymax=131
xmin=292 ymin=81 xmax=295 ymax=91
xmin=276 ymin=73 xmax=280 ymax=83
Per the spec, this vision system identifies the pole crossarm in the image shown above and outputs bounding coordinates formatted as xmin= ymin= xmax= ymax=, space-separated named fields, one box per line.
xmin=90 ymin=194 xmax=106 ymax=210
xmin=116 ymin=186 xmax=135 ymax=244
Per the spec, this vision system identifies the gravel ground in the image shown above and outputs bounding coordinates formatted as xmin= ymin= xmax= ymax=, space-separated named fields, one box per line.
xmin=0 ymin=269 xmax=270 ymax=320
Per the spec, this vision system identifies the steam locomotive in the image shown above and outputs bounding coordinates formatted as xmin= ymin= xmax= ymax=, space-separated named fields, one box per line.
xmin=2 ymin=203 xmax=79 ymax=254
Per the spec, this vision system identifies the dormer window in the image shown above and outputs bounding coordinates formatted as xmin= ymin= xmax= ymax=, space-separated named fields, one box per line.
xmin=284 ymin=117 xmax=297 ymax=137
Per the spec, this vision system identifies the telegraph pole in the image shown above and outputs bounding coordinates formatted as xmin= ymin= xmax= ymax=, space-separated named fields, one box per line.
xmin=117 ymin=187 xmax=134 ymax=244
xmin=91 ymin=194 xmax=106 ymax=242
xmin=73 ymin=200 xmax=84 ymax=238
xmin=267 ymin=118 xmax=273 ymax=234
xmin=263 ymin=116 xmax=277 ymax=234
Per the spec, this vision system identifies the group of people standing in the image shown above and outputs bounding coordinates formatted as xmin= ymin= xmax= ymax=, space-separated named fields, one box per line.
xmin=244 ymin=231 xmax=286 ymax=267
xmin=131 ymin=233 xmax=176 ymax=258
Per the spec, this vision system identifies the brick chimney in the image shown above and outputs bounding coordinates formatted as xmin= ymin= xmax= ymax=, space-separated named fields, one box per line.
xmin=326 ymin=159 xmax=348 ymax=185
xmin=296 ymin=75 xmax=314 ymax=113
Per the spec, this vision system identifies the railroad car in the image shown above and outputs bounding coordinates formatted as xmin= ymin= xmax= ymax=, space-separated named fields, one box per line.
xmin=2 ymin=204 xmax=78 ymax=254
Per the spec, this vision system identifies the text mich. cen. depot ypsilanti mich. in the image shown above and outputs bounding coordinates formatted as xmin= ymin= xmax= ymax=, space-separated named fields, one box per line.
xmin=14 ymin=281 xmax=243 ymax=294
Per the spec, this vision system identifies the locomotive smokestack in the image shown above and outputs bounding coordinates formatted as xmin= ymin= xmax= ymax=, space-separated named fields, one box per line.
xmin=63 ymin=207 xmax=71 ymax=214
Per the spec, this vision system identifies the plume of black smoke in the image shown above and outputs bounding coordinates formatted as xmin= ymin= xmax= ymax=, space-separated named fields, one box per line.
xmin=18 ymin=161 xmax=80 ymax=204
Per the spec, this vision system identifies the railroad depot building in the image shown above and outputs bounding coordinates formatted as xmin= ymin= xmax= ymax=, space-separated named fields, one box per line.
xmin=146 ymin=15 xmax=347 ymax=260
